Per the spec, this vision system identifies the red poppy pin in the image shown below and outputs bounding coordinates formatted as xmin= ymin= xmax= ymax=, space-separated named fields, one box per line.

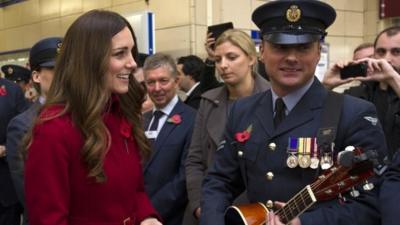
xmin=235 ymin=124 xmax=253 ymax=143
xmin=167 ymin=114 xmax=182 ymax=124
xmin=0 ymin=85 xmax=7 ymax=96
xmin=120 ymin=117 xmax=132 ymax=140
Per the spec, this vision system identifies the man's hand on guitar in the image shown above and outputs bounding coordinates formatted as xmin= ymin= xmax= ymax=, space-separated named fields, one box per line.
xmin=267 ymin=202 xmax=301 ymax=225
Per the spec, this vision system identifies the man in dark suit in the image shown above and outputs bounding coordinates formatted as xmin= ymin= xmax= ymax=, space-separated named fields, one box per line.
xmin=5 ymin=37 xmax=62 ymax=225
xmin=200 ymin=1 xmax=387 ymax=225
xmin=142 ymin=53 xmax=196 ymax=225
xmin=176 ymin=55 xmax=204 ymax=109
xmin=0 ymin=76 xmax=29 ymax=225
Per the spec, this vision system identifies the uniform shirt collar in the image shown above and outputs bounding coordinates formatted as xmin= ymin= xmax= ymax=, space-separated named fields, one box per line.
xmin=271 ymin=77 xmax=314 ymax=114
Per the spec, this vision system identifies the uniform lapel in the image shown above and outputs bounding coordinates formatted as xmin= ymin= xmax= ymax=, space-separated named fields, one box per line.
xmin=255 ymin=90 xmax=274 ymax=136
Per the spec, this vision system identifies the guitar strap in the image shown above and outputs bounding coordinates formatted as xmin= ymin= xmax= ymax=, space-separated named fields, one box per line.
xmin=316 ymin=91 xmax=344 ymax=154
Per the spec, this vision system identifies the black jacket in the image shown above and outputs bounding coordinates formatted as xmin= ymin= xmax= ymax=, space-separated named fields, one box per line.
xmin=345 ymin=81 xmax=400 ymax=159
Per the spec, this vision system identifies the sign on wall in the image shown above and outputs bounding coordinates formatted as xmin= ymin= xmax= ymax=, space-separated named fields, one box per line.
xmin=125 ymin=11 xmax=155 ymax=55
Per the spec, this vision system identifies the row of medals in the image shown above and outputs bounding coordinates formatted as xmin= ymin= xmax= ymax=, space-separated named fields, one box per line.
xmin=287 ymin=152 xmax=334 ymax=170
xmin=286 ymin=138 xmax=333 ymax=169
xmin=287 ymin=154 xmax=317 ymax=169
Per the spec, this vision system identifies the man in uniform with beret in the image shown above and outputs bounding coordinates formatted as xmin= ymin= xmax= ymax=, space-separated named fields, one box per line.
xmin=5 ymin=36 xmax=62 ymax=225
xmin=200 ymin=1 xmax=386 ymax=225
xmin=1 ymin=64 xmax=33 ymax=100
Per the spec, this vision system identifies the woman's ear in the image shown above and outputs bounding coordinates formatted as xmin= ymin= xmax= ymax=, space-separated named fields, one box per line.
xmin=249 ymin=55 xmax=257 ymax=67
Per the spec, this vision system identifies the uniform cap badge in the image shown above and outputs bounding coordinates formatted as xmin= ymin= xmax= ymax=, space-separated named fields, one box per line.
xmin=286 ymin=5 xmax=301 ymax=23
xmin=7 ymin=66 xmax=13 ymax=75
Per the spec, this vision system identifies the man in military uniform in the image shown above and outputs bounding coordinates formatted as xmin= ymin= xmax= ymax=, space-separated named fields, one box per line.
xmin=1 ymin=65 xmax=33 ymax=100
xmin=6 ymin=37 xmax=62 ymax=225
xmin=200 ymin=1 xmax=386 ymax=225
xmin=0 ymin=75 xmax=29 ymax=224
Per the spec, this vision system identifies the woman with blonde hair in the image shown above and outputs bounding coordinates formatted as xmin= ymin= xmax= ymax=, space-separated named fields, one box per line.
xmin=24 ymin=10 xmax=162 ymax=225
xmin=185 ymin=29 xmax=270 ymax=221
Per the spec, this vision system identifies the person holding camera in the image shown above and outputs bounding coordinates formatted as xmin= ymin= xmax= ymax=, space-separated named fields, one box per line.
xmin=323 ymin=26 xmax=400 ymax=160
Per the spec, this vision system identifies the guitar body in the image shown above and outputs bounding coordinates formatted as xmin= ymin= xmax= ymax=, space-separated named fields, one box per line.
xmin=225 ymin=202 xmax=269 ymax=225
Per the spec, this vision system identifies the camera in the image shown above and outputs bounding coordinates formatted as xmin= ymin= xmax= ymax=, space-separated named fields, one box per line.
xmin=340 ymin=63 xmax=368 ymax=79
xmin=207 ymin=22 xmax=234 ymax=50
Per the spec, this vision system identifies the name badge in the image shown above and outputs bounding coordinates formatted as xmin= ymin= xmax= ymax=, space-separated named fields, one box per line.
xmin=145 ymin=130 xmax=158 ymax=139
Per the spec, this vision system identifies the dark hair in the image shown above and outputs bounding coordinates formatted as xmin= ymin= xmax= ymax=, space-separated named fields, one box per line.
xmin=24 ymin=10 xmax=150 ymax=182
xmin=374 ymin=26 xmax=400 ymax=48
xmin=353 ymin=42 xmax=374 ymax=55
xmin=138 ymin=53 xmax=149 ymax=67
xmin=176 ymin=55 xmax=205 ymax=82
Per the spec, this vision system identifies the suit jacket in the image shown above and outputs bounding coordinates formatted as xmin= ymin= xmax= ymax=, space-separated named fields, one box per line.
xmin=185 ymin=73 xmax=270 ymax=216
xmin=184 ymin=85 xmax=202 ymax=110
xmin=6 ymin=101 xmax=41 ymax=224
xmin=143 ymin=100 xmax=196 ymax=225
xmin=200 ymin=79 xmax=387 ymax=225
xmin=25 ymin=99 xmax=160 ymax=225
xmin=0 ymin=78 xmax=29 ymax=207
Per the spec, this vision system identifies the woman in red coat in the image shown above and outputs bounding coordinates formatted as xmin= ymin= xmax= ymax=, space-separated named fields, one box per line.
xmin=23 ymin=10 xmax=162 ymax=225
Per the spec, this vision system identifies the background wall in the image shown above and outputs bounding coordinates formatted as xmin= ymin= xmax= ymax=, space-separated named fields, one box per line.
xmin=0 ymin=0 xmax=398 ymax=72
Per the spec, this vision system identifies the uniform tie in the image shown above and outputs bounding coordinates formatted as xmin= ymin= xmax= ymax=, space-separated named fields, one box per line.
xmin=274 ymin=98 xmax=286 ymax=128
xmin=149 ymin=110 xmax=164 ymax=131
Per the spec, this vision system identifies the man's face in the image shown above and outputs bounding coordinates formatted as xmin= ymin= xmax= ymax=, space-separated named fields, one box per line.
xmin=353 ymin=47 xmax=374 ymax=60
xmin=374 ymin=32 xmax=400 ymax=71
xmin=145 ymin=65 xmax=177 ymax=109
xmin=176 ymin=64 xmax=192 ymax=92
xmin=32 ymin=67 xmax=55 ymax=96
xmin=261 ymin=41 xmax=321 ymax=96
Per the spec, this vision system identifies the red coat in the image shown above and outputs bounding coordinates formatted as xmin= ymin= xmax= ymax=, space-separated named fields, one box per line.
xmin=25 ymin=101 xmax=159 ymax=225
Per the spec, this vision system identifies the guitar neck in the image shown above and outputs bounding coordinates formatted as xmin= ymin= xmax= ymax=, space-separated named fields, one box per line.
xmin=275 ymin=185 xmax=317 ymax=224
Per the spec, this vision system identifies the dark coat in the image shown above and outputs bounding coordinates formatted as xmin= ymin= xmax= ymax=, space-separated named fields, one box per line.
xmin=345 ymin=81 xmax=400 ymax=159
xmin=143 ymin=100 xmax=196 ymax=225
xmin=184 ymin=85 xmax=202 ymax=110
xmin=200 ymin=79 xmax=387 ymax=225
xmin=25 ymin=100 xmax=159 ymax=225
xmin=380 ymin=152 xmax=400 ymax=225
xmin=185 ymin=73 xmax=270 ymax=216
xmin=6 ymin=101 xmax=41 ymax=225
xmin=6 ymin=101 xmax=40 ymax=225
xmin=0 ymin=78 xmax=28 ymax=208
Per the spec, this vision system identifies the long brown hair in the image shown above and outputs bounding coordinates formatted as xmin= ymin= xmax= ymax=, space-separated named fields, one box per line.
xmin=24 ymin=10 xmax=151 ymax=182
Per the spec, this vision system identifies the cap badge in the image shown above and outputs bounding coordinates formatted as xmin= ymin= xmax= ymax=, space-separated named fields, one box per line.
xmin=56 ymin=42 xmax=62 ymax=54
xmin=7 ymin=66 xmax=13 ymax=75
xmin=286 ymin=5 xmax=301 ymax=23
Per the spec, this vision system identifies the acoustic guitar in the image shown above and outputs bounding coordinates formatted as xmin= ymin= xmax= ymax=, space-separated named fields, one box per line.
xmin=224 ymin=148 xmax=375 ymax=225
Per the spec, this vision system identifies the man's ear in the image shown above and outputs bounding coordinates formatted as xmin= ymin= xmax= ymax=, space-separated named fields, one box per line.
xmin=31 ymin=70 xmax=40 ymax=83
xmin=259 ymin=42 xmax=265 ymax=62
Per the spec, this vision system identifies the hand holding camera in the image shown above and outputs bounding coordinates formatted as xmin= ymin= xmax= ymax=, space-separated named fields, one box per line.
xmin=340 ymin=62 xmax=368 ymax=79
xmin=322 ymin=60 xmax=359 ymax=90
xmin=354 ymin=58 xmax=399 ymax=83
